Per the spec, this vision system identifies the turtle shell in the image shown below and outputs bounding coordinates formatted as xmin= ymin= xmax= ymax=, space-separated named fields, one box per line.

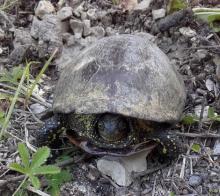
xmin=53 ymin=34 xmax=186 ymax=123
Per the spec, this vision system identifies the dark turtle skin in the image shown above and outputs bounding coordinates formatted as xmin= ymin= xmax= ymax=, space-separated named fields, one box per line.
xmin=37 ymin=34 xmax=186 ymax=157
xmin=38 ymin=112 xmax=182 ymax=157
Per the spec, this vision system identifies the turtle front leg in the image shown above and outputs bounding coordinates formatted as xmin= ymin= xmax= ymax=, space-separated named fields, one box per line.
xmin=36 ymin=115 xmax=65 ymax=147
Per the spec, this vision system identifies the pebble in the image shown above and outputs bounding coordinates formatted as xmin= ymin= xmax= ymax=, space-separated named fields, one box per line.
xmin=134 ymin=0 xmax=153 ymax=11
xmin=0 ymin=47 xmax=3 ymax=55
xmin=83 ymin=19 xmax=91 ymax=37
xmin=189 ymin=175 xmax=202 ymax=187
xmin=30 ymin=103 xmax=47 ymax=114
xmin=152 ymin=9 xmax=166 ymax=20
xmin=87 ymin=9 xmax=97 ymax=20
xmin=179 ymin=27 xmax=197 ymax=38
xmin=213 ymin=142 xmax=220 ymax=155
xmin=0 ymin=28 xmax=5 ymax=40
xmin=35 ymin=0 xmax=55 ymax=19
xmin=70 ymin=19 xmax=84 ymax=38
xmin=57 ymin=7 xmax=73 ymax=21
xmin=97 ymin=149 xmax=151 ymax=186
xmin=195 ymin=49 xmax=208 ymax=60
xmin=205 ymin=78 xmax=214 ymax=92
xmin=91 ymin=26 xmax=105 ymax=38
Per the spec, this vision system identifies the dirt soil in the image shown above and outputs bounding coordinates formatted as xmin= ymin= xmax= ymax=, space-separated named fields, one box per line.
xmin=0 ymin=0 xmax=220 ymax=195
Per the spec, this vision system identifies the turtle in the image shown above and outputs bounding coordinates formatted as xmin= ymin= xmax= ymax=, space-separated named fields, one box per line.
xmin=37 ymin=34 xmax=186 ymax=157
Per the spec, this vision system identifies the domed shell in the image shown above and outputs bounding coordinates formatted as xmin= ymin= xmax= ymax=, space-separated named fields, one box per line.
xmin=53 ymin=34 xmax=186 ymax=123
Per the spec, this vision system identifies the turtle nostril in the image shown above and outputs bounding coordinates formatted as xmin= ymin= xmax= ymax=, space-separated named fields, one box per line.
xmin=97 ymin=114 xmax=128 ymax=142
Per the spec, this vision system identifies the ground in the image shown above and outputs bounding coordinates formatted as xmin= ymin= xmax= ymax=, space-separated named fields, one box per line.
xmin=0 ymin=0 xmax=220 ymax=195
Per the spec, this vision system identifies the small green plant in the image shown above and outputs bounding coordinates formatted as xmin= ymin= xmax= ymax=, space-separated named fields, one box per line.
xmin=191 ymin=143 xmax=201 ymax=153
xmin=193 ymin=8 xmax=220 ymax=32
xmin=167 ymin=0 xmax=187 ymax=14
xmin=0 ymin=63 xmax=31 ymax=140
xmin=181 ymin=107 xmax=220 ymax=125
xmin=9 ymin=143 xmax=60 ymax=195
xmin=46 ymin=170 xmax=72 ymax=196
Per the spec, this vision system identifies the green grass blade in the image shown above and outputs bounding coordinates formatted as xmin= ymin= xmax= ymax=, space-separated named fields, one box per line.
xmin=26 ymin=48 xmax=58 ymax=100
xmin=0 ymin=63 xmax=31 ymax=140
xmin=18 ymin=143 xmax=30 ymax=168
xmin=30 ymin=147 xmax=50 ymax=169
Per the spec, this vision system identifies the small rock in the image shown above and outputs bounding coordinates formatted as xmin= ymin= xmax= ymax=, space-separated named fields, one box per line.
xmin=91 ymin=26 xmax=105 ymax=38
xmin=57 ymin=7 xmax=73 ymax=21
xmin=13 ymin=28 xmax=34 ymax=48
xmin=83 ymin=19 xmax=91 ymax=37
xmin=70 ymin=19 xmax=84 ymax=38
xmin=179 ymin=27 xmax=197 ymax=38
xmin=0 ymin=28 xmax=5 ymax=40
xmin=87 ymin=9 xmax=97 ymax=20
xmin=134 ymin=0 xmax=153 ymax=11
xmin=195 ymin=49 xmax=208 ymax=60
xmin=152 ymin=9 xmax=166 ymax=20
xmin=0 ymin=47 xmax=3 ymax=54
xmin=97 ymin=149 xmax=152 ymax=186
xmin=205 ymin=78 xmax=214 ymax=92
xmin=213 ymin=142 xmax=220 ymax=155
xmin=105 ymin=27 xmax=118 ymax=36
xmin=30 ymin=15 xmax=63 ymax=58
xmin=189 ymin=175 xmax=202 ymax=187
xmin=30 ymin=103 xmax=47 ymax=114
xmin=73 ymin=2 xmax=85 ymax=18
xmin=80 ymin=11 xmax=87 ymax=20
xmin=9 ymin=45 xmax=30 ymax=65
xmin=35 ymin=0 xmax=55 ymax=19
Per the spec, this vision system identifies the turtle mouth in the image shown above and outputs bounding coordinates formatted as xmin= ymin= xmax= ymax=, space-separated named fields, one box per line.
xmin=67 ymin=134 xmax=158 ymax=156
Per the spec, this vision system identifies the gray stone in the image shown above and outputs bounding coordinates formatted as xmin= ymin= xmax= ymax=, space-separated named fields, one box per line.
xmin=73 ymin=2 xmax=85 ymax=18
xmin=205 ymin=79 xmax=214 ymax=92
xmin=97 ymin=149 xmax=152 ymax=186
xmin=189 ymin=175 xmax=202 ymax=187
xmin=105 ymin=27 xmax=118 ymax=36
xmin=9 ymin=45 xmax=30 ymax=65
xmin=91 ymin=26 xmax=105 ymax=38
xmin=87 ymin=9 xmax=97 ymax=20
xmin=30 ymin=103 xmax=47 ymax=114
xmin=213 ymin=142 xmax=220 ymax=155
xmin=57 ymin=6 xmax=73 ymax=21
xmin=30 ymin=15 xmax=63 ymax=58
xmin=195 ymin=49 xmax=208 ymax=61
xmin=152 ymin=9 xmax=166 ymax=20
xmin=179 ymin=27 xmax=197 ymax=38
xmin=70 ymin=19 xmax=84 ymax=38
xmin=0 ymin=10 xmax=15 ymax=30
xmin=0 ymin=47 xmax=3 ymax=55
xmin=35 ymin=0 xmax=55 ymax=19
xmin=0 ymin=28 xmax=5 ymax=40
xmin=134 ymin=0 xmax=153 ymax=11
xmin=13 ymin=28 xmax=34 ymax=48
xmin=83 ymin=19 xmax=91 ymax=36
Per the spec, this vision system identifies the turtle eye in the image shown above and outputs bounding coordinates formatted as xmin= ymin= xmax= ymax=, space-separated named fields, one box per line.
xmin=97 ymin=114 xmax=128 ymax=142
